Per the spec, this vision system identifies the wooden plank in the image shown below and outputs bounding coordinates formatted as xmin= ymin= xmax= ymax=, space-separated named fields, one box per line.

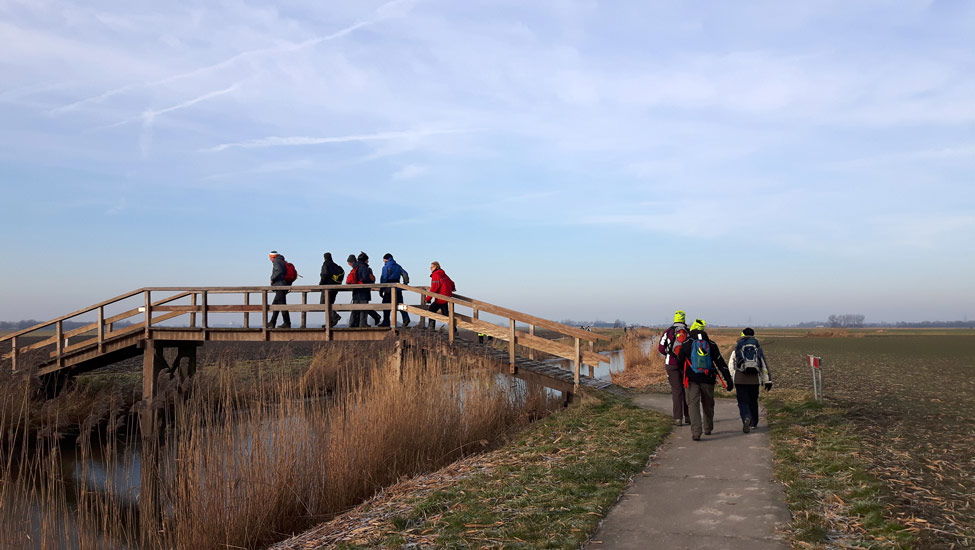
xmin=243 ymin=293 xmax=250 ymax=329
xmin=97 ymin=306 xmax=104 ymax=354
xmin=10 ymin=335 xmax=17 ymax=371
xmin=449 ymin=302 xmax=455 ymax=344
xmin=261 ymin=291 xmax=268 ymax=340
xmin=574 ymin=337 xmax=581 ymax=389
xmin=0 ymin=287 xmax=146 ymax=342
xmin=509 ymin=319 xmax=516 ymax=371
xmin=47 ymin=311 xmax=185 ymax=359
xmin=529 ymin=324 xmax=535 ymax=360
xmin=393 ymin=285 xmax=602 ymax=342
xmin=152 ymin=305 xmax=200 ymax=313
xmin=201 ymin=291 xmax=208 ymax=331
xmin=56 ymin=320 xmax=63 ymax=369
xmin=190 ymin=293 xmax=197 ymax=327
xmin=300 ymin=292 xmax=307 ymax=329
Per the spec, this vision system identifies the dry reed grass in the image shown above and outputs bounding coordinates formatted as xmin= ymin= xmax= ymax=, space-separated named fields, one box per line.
xmin=0 ymin=337 xmax=558 ymax=550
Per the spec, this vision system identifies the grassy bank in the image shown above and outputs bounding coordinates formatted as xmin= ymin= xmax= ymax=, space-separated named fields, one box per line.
xmin=765 ymin=389 xmax=915 ymax=549
xmin=273 ymin=391 xmax=672 ymax=549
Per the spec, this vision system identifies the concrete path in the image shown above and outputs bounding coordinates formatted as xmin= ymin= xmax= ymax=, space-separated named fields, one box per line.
xmin=587 ymin=393 xmax=791 ymax=550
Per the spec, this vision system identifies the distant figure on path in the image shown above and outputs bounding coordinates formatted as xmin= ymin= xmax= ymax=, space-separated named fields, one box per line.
xmin=728 ymin=327 xmax=773 ymax=433
xmin=425 ymin=261 xmax=455 ymax=330
xmin=346 ymin=252 xmax=379 ymax=327
xmin=319 ymin=252 xmax=344 ymax=328
xmin=676 ymin=319 xmax=734 ymax=441
xmin=658 ymin=310 xmax=691 ymax=426
xmin=379 ymin=253 xmax=411 ymax=328
xmin=267 ymin=251 xmax=292 ymax=329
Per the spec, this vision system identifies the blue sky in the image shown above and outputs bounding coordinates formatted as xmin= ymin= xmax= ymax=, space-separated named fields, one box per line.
xmin=1 ymin=0 xmax=973 ymax=325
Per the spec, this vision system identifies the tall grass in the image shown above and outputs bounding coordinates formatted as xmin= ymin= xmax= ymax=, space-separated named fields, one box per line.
xmin=0 ymin=337 xmax=558 ymax=549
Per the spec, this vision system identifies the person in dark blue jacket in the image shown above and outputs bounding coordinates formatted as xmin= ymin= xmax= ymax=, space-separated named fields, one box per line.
xmin=379 ymin=253 xmax=411 ymax=327
xmin=267 ymin=251 xmax=291 ymax=328
xmin=675 ymin=319 xmax=734 ymax=441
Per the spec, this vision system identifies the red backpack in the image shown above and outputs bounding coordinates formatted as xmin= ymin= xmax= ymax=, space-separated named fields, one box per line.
xmin=284 ymin=262 xmax=298 ymax=284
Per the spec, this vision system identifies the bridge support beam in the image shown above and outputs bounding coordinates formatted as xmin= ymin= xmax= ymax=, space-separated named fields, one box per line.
xmin=141 ymin=340 xmax=202 ymax=402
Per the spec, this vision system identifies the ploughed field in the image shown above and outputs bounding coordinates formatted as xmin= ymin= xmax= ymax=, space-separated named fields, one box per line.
xmin=761 ymin=332 xmax=975 ymax=548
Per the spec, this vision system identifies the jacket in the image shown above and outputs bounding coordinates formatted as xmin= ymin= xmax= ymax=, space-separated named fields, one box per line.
xmin=657 ymin=322 xmax=689 ymax=370
xmin=427 ymin=268 xmax=453 ymax=304
xmin=676 ymin=329 xmax=733 ymax=386
xmin=270 ymin=256 xmax=289 ymax=287
xmin=727 ymin=337 xmax=772 ymax=386
xmin=319 ymin=258 xmax=344 ymax=286
xmin=347 ymin=261 xmax=375 ymax=301
xmin=380 ymin=258 xmax=408 ymax=284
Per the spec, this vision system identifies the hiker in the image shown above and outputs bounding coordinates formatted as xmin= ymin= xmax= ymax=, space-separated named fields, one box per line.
xmin=267 ymin=251 xmax=292 ymax=328
xmin=676 ymin=319 xmax=734 ymax=441
xmin=657 ymin=310 xmax=690 ymax=426
xmin=379 ymin=253 xmax=411 ymax=327
xmin=318 ymin=252 xmax=344 ymax=328
xmin=727 ymin=328 xmax=773 ymax=433
xmin=425 ymin=261 xmax=455 ymax=330
xmin=346 ymin=252 xmax=380 ymax=327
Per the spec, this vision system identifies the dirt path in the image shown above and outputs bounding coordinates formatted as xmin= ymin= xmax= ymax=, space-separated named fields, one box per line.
xmin=586 ymin=393 xmax=791 ymax=550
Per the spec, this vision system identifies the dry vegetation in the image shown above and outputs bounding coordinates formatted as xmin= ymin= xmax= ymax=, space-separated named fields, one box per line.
xmin=610 ymin=328 xmax=739 ymax=390
xmin=764 ymin=332 xmax=975 ymax=549
xmin=0 ymin=336 xmax=560 ymax=549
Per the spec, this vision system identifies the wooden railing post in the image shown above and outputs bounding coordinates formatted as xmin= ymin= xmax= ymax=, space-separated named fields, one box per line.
xmin=244 ymin=293 xmax=251 ymax=329
xmin=574 ymin=337 xmax=581 ymax=390
xmin=325 ymin=290 xmax=333 ymax=340
xmin=10 ymin=335 xmax=17 ymax=371
xmin=300 ymin=292 xmax=307 ymax=329
xmin=97 ymin=306 xmax=105 ymax=354
xmin=448 ymin=302 xmax=455 ymax=343
xmin=144 ymin=290 xmax=152 ymax=338
xmin=190 ymin=293 xmax=197 ymax=328
xmin=528 ymin=324 xmax=535 ymax=360
xmin=509 ymin=319 xmax=516 ymax=373
xmin=56 ymin=320 xmax=64 ymax=369
xmin=261 ymin=291 xmax=269 ymax=340
xmin=390 ymin=286 xmax=398 ymax=329
xmin=201 ymin=290 xmax=208 ymax=335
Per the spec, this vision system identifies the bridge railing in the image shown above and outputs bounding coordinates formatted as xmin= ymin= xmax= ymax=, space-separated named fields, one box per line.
xmin=1 ymin=285 xmax=608 ymax=385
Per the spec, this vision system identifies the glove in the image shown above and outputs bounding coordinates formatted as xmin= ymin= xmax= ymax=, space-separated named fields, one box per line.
xmin=764 ymin=382 xmax=773 ymax=392
xmin=726 ymin=381 xmax=734 ymax=392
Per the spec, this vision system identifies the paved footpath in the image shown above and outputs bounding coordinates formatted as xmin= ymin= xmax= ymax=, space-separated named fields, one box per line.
xmin=587 ymin=393 xmax=791 ymax=550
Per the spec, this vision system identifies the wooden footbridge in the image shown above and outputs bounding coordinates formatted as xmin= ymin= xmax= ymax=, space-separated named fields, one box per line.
xmin=1 ymin=284 xmax=611 ymax=401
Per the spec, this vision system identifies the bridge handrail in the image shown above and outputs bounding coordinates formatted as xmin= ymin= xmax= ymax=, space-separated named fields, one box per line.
xmin=3 ymin=285 xmax=611 ymax=384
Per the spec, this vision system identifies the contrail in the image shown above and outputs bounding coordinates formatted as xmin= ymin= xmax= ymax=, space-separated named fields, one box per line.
xmin=202 ymin=127 xmax=459 ymax=153
xmin=49 ymin=0 xmax=416 ymax=116
xmin=91 ymin=83 xmax=240 ymax=131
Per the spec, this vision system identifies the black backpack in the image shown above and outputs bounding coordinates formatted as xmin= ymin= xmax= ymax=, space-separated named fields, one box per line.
xmin=735 ymin=338 xmax=762 ymax=373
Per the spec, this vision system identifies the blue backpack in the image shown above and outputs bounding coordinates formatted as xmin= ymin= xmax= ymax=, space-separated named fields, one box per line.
xmin=687 ymin=338 xmax=712 ymax=375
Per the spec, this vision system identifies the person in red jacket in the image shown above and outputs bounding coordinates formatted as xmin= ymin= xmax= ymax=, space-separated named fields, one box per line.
xmin=425 ymin=261 xmax=454 ymax=329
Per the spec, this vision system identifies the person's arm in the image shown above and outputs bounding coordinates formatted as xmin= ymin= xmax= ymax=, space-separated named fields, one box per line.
xmin=380 ymin=264 xmax=390 ymax=284
xmin=711 ymin=343 xmax=734 ymax=390
xmin=760 ymin=350 xmax=773 ymax=390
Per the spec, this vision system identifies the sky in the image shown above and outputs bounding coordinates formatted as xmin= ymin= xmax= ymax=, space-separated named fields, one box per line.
xmin=1 ymin=0 xmax=974 ymax=326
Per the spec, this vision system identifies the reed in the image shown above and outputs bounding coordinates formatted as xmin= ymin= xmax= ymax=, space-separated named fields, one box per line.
xmin=0 ymin=338 xmax=558 ymax=549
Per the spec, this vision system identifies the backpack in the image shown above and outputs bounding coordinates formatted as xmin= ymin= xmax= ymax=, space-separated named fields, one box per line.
xmin=735 ymin=339 xmax=762 ymax=374
xmin=687 ymin=338 xmax=712 ymax=375
xmin=658 ymin=324 xmax=689 ymax=357
xmin=442 ymin=272 xmax=456 ymax=294
xmin=284 ymin=262 xmax=298 ymax=284
xmin=401 ymin=270 xmax=410 ymax=284
xmin=331 ymin=267 xmax=344 ymax=283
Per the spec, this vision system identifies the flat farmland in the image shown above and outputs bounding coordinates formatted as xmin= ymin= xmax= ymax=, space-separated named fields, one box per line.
xmin=761 ymin=332 xmax=975 ymax=548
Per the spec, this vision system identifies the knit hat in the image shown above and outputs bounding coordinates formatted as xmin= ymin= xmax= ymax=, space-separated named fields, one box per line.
xmin=357 ymin=251 xmax=368 ymax=262
xmin=741 ymin=327 xmax=755 ymax=337
xmin=383 ymin=253 xmax=393 ymax=260
xmin=269 ymin=250 xmax=279 ymax=258
xmin=323 ymin=252 xmax=332 ymax=261
xmin=347 ymin=254 xmax=356 ymax=263
xmin=690 ymin=318 xmax=706 ymax=331
xmin=673 ymin=310 xmax=686 ymax=323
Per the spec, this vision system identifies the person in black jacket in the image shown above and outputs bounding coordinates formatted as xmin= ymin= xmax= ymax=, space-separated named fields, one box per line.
xmin=267 ymin=251 xmax=292 ymax=328
xmin=347 ymin=252 xmax=380 ymax=327
xmin=319 ymin=252 xmax=344 ymax=328
xmin=676 ymin=319 xmax=734 ymax=441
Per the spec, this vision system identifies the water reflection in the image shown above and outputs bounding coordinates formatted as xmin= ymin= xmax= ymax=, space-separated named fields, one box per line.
xmin=543 ymin=338 xmax=654 ymax=380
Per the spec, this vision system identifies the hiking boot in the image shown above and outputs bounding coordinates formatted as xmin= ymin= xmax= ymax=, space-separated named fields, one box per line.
xmin=683 ymin=416 xmax=690 ymax=425
xmin=743 ymin=417 xmax=752 ymax=434
xmin=403 ymin=319 xmax=411 ymax=327
xmin=279 ymin=323 xmax=291 ymax=329
xmin=672 ymin=419 xmax=682 ymax=426
xmin=704 ymin=430 xmax=712 ymax=435
xmin=692 ymin=434 xmax=701 ymax=441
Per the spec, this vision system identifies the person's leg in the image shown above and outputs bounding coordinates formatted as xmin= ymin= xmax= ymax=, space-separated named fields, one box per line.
xmin=380 ymin=291 xmax=392 ymax=326
xmin=397 ymin=289 xmax=410 ymax=325
xmin=686 ymin=382 xmax=703 ymax=439
xmin=273 ymin=290 xmax=290 ymax=327
xmin=368 ymin=300 xmax=381 ymax=325
xmin=327 ymin=289 xmax=340 ymax=327
xmin=701 ymin=383 xmax=715 ymax=435
xmin=736 ymin=386 xmax=751 ymax=422
xmin=667 ymin=369 xmax=684 ymax=424
xmin=747 ymin=385 xmax=760 ymax=427
xmin=350 ymin=298 xmax=364 ymax=327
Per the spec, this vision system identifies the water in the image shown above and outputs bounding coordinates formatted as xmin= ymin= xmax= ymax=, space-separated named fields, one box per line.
xmin=544 ymin=338 xmax=655 ymax=380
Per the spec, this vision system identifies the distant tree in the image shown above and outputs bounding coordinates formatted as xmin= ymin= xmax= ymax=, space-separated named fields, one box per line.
xmin=828 ymin=314 xmax=865 ymax=328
